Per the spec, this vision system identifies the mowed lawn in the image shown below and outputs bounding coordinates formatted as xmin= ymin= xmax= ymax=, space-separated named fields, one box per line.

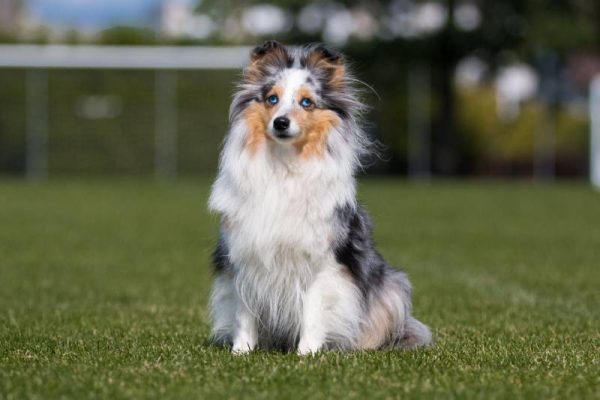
xmin=0 ymin=179 xmax=598 ymax=399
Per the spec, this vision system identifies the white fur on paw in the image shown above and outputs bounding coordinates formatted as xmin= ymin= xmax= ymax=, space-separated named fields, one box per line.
xmin=297 ymin=340 xmax=321 ymax=355
xmin=231 ymin=343 xmax=254 ymax=355
xmin=231 ymin=347 xmax=251 ymax=355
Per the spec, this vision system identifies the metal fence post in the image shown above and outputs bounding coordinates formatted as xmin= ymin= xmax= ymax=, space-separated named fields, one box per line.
xmin=591 ymin=76 xmax=600 ymax=189
xmin=154 ymin=70 xmax=177 ymax=180
xmin=25 ymin=69 xmax=48 ymax=180
xmin=534 ymin=51 xmax=559 ymax=180
xmin=534 ymin=104 xmax=556 ymax=180
xmin=408 ymin=66 xmax=431 ymax=179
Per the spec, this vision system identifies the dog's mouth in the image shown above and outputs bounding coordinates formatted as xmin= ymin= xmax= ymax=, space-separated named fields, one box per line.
xmin=272 ymin=131 xmax=294 ymax=140
xmin=268 ymin=126 xmax=300 ymax=143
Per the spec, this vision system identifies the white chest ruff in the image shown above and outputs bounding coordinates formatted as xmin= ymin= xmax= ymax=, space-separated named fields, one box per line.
xmin=227 ymin=176 xmax=335 ymax=268
xmin=209 ymin=138 xmax=355 ymax=334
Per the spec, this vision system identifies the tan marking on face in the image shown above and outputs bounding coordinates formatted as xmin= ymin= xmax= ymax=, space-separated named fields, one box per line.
xmin=291 ymin=108 xmax=340 ymax=159
xmin=244 ymin=102 xmax=268 ymax=154
xmin=243 ymin=86 xmax=283 ymax=154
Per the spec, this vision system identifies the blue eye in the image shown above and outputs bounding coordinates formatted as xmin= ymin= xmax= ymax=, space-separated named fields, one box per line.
xmin=267 ymin=95 xmax=278 ymax=105
xmin=300 ymin=97 xmax=313 ymax=108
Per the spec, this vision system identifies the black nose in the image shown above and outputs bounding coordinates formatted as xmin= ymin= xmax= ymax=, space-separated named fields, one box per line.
xmin=273 ymin=116 xmax=290 ymax=131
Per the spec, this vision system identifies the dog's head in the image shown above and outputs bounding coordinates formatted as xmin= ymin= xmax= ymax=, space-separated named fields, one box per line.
xmin=231 ymin=41 xmax=361 ymax=157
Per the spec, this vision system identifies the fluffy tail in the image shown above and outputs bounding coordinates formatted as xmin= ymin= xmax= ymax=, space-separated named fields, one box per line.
xmin=398 ymin=316 xmax=433 ymax=349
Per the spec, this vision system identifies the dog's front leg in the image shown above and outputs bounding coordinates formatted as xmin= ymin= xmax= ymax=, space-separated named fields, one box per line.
xmin=297 ymin=276 xmax=327 ymax=355
xmin=298 ymin=264 xmax=363 ymax=354
xmin=231 ymin=303 xmax=257 ymax=354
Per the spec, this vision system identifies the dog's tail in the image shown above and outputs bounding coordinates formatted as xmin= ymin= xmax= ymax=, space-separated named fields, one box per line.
xmin=398 ymin=316 xmax=433 ymax=349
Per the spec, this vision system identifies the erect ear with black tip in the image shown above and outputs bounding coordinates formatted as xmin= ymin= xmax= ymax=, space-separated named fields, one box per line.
xmin=312 ymin=45 xmax=343 ymax=65
xmin=250 ymin=40 xmax=284 ymax=63
xmin=245 ymin=40 xmax=291 ymax=82
xmin=305 ymin=44 xmax=346 ymax=88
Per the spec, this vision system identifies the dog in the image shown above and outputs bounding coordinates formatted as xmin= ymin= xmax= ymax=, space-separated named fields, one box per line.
xmin=208 ymin=40 xmax=432 ymax=354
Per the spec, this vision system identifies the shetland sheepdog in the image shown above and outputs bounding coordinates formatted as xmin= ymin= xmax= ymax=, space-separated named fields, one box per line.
xmin=208 ymin=40 xmax=432 ymax=354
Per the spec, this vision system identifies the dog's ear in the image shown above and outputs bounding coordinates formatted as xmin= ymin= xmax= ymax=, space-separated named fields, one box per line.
xmin=250 ymin=40 xmax=284 ymax=63
xmin=245 ymin=40 xmax=291 ymax=82
xmin=304 ymin=44 xmax=345 ymax=89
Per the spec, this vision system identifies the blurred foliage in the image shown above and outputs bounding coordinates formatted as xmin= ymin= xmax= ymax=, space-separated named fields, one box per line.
xmin=98 ymin=26 xmax=157 ymax=46
xmin=237 ymin=0 xmax=597 ymax=175
xmin=457 ymin=86 xmax=588 ymax=174
xmin=523 ymin=0 xmax=599 ymax=53
xmin=196 ymin=0 xmax=599 ymax=54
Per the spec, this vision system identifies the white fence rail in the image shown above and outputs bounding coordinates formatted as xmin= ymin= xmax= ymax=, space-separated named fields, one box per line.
xmin=0 ymin=45 xmax=251 ymax=70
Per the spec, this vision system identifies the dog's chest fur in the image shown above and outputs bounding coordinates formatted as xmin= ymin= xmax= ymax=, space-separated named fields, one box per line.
xmin=209 ymin=130 xmax=355 ymax=339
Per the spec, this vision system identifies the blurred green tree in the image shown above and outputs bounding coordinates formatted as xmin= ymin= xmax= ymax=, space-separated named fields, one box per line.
xmin=98 ymin=26 xmax=157 ymax=45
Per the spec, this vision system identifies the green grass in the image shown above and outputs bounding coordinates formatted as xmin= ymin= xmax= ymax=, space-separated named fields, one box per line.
xmin=1 ymin=179 xmax=599 ymax=399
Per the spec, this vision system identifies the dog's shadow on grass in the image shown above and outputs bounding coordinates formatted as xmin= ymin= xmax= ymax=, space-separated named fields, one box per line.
xmin=197 ymin=336 xmax=436 ymax=359
xmin=199 ymin=337 xmax=296 ymax=356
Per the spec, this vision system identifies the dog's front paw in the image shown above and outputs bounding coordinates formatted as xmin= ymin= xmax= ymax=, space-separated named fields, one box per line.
xmin=231 ymin=343 xmax=254 ymax=355
xmin=297 ymin=339 xmax=322 ymax=355
xmin=231 ymin=337 xmax=256 ymax=355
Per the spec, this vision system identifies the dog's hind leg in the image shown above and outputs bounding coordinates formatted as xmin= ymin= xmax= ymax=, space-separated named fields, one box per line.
xmin=358 ymin=269 xmax=432 ymax=350
xmin=211 ymin=274 xmax=258 ymax=354
xmin=209 ymin=274 xmax=237 ymax=346
xmin=397 ymin=316 xmax=432 ymax=349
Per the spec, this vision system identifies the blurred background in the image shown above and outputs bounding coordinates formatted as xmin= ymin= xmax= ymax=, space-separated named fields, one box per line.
xmin=0 ymin=0 xmax=599 ymax=180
